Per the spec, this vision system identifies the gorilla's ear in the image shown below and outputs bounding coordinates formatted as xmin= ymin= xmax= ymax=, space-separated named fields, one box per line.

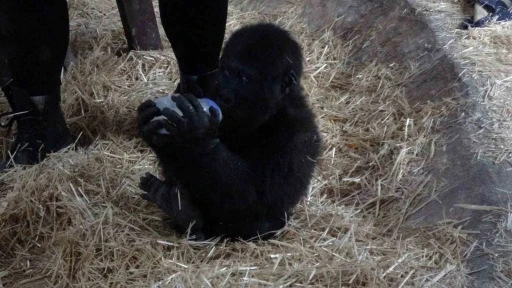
xmin=281 ymin=70 xmax=298 ymax=95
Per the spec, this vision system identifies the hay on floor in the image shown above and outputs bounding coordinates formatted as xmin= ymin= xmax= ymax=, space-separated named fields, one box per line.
xmin=414 ymin=1 xmax=512 ymax=285
xmin=0 ymin=0 xmax=469 ymax=287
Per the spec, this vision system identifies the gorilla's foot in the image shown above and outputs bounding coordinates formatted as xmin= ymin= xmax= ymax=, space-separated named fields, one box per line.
xmin=139 ymin=172 xmax=206 ymax=240
xmin=139 ymin=172 xmax=165 ymax=201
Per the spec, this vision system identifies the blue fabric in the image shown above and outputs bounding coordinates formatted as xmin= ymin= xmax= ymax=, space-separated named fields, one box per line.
xmin=461 ymin=0 xmax=512 ymax=29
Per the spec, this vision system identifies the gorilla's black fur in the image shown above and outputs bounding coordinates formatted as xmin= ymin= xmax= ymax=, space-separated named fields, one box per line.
xmin=138 ymin=23 xmax=321 ymax=241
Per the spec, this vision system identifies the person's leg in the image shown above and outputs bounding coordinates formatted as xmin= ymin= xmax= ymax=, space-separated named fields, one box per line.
xmin=0 ymin=0 xmax=72 ymax=170
xmin=158 ymin=0 xmax=228 ymax=97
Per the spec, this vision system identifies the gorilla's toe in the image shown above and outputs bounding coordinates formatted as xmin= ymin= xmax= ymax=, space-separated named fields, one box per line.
xmin=139 ymin=172 xmax=162 ymax=193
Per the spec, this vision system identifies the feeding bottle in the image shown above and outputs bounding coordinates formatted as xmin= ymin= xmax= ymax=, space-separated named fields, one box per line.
xmin=151 ymin=95 xmax=222 ymax=135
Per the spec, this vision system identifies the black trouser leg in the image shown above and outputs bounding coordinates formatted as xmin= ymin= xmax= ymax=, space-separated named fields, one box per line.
xmin=0 ymin=0 xmax=71 ymax=169
xmin=158 ymin=0 xmax=228 ymax=76
xmin=0 ymin=0 xmax=69 ymax=96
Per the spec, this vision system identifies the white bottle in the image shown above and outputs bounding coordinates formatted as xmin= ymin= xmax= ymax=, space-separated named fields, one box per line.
xmin=151 ymin=95 xmax=222 ymax=135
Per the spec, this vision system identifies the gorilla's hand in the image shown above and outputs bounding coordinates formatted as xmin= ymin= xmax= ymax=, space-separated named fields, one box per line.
xmin=137 ymin=100 xmax=175 ymax=148
xmin=162 ymin=94 xmax=221 ymax=152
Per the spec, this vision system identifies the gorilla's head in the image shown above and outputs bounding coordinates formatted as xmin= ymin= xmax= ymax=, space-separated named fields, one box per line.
xmin=217 ymin=23 xmax=303 ymax=132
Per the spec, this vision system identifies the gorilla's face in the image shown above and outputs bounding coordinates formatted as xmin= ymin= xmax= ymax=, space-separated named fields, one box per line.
xmin=216 ymin=57 xmax=284 ymax=132
xmin=214 ymin=23 xmax=303 ymax=134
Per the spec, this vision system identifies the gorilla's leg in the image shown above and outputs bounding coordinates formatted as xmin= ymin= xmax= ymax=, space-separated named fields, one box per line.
xmin=158 ymin=0 xmax=228 ymax=97
xmin=0 ymin=0 xmax=72 ymax=170
xmin=139 ymin=173 xmax=205 ymax=240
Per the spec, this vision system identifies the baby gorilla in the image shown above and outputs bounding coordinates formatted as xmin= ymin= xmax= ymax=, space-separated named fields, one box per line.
xmin=137 ymin=23 xmax=321 ymax=241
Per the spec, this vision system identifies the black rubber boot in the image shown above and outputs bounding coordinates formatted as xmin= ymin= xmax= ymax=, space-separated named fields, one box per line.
xmin=174 ymin=69 xmax=219 ymax=99
xmin=0 ymin=84 xmax=73 ymax=170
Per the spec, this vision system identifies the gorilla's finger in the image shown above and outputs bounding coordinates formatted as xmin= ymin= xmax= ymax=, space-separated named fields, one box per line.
xmin=142 ymin=120 xmax=165 ymax=136
xmin=139 ymin=106 xmax=161 ymax=124
xmin=175 ymin=95 xmax=197 ymax=120
xmin=140 ymin=172 xmax=165 ymax=195
xmin=140 ymin=193 xmax=152 ymax=201
xmin=137 ymin=99 xmax=156 ymax=113
xmin=139 ymin=173 xmax=155 ymax=192
xmin=161 ymin=108 xmax=186 ymax=129
xmin=160 ymin=119 xmax=178 ymax=133
xmin=144 ymin=120 xmax=178 ymax=145
xmin=209 ymin=106 xmax=221 ymax=124
xmin=142 ymin=171 xmax=159 ymax=182
xmin=143 ymin=121 xmax=175 ymax=144
xmin=184 ymin=94 xmax=204 ymax=113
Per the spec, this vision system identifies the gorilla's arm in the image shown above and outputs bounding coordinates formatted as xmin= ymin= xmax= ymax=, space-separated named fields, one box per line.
xmin=175 ymin=128 xmax=320 ymax=216
xmin=258 ymin=129 xmax=320 ymax=212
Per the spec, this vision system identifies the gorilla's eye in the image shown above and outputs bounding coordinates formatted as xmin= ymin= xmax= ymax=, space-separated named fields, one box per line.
xmin=242 ymin=76 xmax=248 ymax=84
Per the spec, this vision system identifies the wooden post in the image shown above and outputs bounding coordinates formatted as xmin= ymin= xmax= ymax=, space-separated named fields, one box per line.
xmin=116 ymin=0 xmax=163 ymax=51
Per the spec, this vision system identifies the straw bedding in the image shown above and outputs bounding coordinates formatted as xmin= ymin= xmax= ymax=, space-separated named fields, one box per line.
xmin=413 ymin=0 xmax=512 ymax=162
xmin=413 ymin=1 xmax=512 ymax=285
xmin=0 ymin=0 xmax=478 ymax=287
